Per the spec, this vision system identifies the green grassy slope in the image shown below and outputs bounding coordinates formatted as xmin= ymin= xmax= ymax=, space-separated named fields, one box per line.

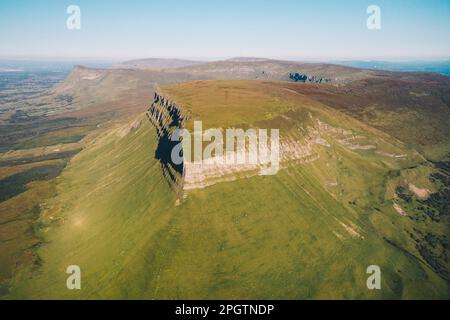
xmin=5 ymin=80 xmax=449 ymax=299
xmin=7 ymin=115 xmax=176 ymax=298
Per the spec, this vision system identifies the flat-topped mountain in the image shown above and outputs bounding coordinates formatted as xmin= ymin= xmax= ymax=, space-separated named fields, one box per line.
xmin=172 ymin=58 xmax=375 ymax=83
xmin=1 ymin=57 xmax=449 ymax=300
xmin=6 ymin=75 xmax=449 ymax=299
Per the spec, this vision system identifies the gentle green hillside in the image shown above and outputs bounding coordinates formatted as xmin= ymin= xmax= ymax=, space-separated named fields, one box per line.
xmin=7 ymin=115 xmax=177 ymax=298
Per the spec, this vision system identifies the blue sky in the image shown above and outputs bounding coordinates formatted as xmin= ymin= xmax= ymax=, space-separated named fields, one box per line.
xmin=1 ymin=0 xmax=449 ymax=61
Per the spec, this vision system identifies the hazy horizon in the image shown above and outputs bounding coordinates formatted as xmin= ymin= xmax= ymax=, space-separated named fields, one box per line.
xmin=1 ymin=56 xmax=450 ymax=63
xmin=2 ymin=56 xmax=450 ymax=77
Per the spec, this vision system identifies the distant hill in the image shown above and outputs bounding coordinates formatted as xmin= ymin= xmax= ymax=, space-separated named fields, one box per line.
xmin=113 ymin=58 xmax=205 ymax=70
xmin=171 ymin=58 xmax=377 ymax=83
xmin=113 ymin=57 xmax=379 ymax=83
xmin=334 ymin=60 xmax=450 ymax=77
xmin=226 ymin=57 xmax=274 ymax=62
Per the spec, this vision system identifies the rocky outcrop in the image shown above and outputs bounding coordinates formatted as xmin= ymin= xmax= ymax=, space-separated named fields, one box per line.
xmin=147 ymin=92 xmax=188 ymax=193
xmin=147 ymin=93 xmax=401 ymax=193
xmin=289 ymin=72 xmax=330 ymax=84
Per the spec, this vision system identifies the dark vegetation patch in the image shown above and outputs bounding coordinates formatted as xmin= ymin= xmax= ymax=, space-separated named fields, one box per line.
xmin=288 ymin=72 xmax=330 ymax=83
xmin=431 ymin=156 xmax=450 ymax=187
xmin=0 ymin=164 xmax=66 ymax=202
xmin=416 ymin=232 xmax=449 ymax=281
xmin=433 ymin=157 xmax=450 ymax=174
xmin=417 ymin=158 xmax=450 ymax=222
xmin=0 ymin=117 xmax=83 ymax=152
xmin=430 ymin=171 xmax=450 ymax=187
xmin=395 ymin=159 xmax=450 ymax=222
xmin=396 ymin=158 xmax=450 ymax=282
xmin=0 ymin=148 xmax=81 ymax=167
xmin=396 ymin=186 xmax=412 ymax=202
xmin=417 ymin=189 xmax=449 ymax=222
xmin=15 ymin=134 xmax=85 ymax=150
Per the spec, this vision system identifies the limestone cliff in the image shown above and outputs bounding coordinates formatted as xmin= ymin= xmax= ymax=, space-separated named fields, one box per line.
xmin=147 ymin=93 xmax=411 ymax=193
xmin=147 ymin=92 xmax=188 ymax=194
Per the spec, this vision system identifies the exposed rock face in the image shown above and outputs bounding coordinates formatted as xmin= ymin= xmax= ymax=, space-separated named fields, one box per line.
xmin=183 ymin=152 xmax=263 ymax=190
xmin=147 ymin=92 xmax=188 ymax=193
xmin=408 ymin=183 xmax=431 ymax=199
xmin=289 ymin=72 xmax=330 ymax=84
xmin=147 ymin=94 xmax=404 ymax=193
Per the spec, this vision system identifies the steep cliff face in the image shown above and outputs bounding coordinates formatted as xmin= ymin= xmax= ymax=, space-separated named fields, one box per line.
xmin=147 ymin=92 xmax=188 ymax=193
xmin=147 ymin=89 xmax=414 ymax=192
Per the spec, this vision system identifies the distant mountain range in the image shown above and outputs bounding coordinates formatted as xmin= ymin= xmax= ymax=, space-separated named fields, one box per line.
xmin=112 ymin=58 xmax=205 ymax=70
xmin=334 ymin=60 xmax=450 ymax=76
xmin=3 ymin=57 xmax=450 ymax=76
